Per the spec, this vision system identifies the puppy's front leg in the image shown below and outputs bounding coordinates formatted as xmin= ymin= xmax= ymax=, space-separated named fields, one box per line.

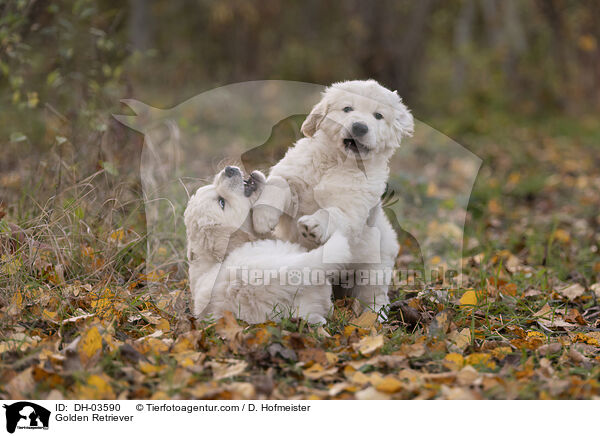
xmin=252 ymin=176 xmax=294 ymax=234
xmin=298 ymin=207 xmax=350 ymax=246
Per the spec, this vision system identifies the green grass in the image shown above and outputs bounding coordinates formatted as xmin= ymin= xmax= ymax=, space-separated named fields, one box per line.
xmin=1 ymin=117 xmax=600 ymax=400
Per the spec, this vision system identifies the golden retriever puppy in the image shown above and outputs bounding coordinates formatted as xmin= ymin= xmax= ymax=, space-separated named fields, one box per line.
xmin=184 ymin=166 xmax=350 ymax=324
xmin=252 ymin=80 xmax=414 ymax=314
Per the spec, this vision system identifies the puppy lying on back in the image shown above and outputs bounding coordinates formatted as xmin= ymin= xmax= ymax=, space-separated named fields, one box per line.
xmin=184 ymin=166 xmax=350 ymax=324
xmin=252 ymin=80 xmax=414 ymax=314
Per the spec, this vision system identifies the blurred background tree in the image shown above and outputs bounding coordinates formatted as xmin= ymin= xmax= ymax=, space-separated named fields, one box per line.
xmin=1 ymin=0 xmax=599 ymax=208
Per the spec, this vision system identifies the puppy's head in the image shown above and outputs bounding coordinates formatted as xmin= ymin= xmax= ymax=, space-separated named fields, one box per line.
xmin=301 ymin=79 xmax=414 ymax=158
xmin=184 ymin=166 xmax=265 ymax=261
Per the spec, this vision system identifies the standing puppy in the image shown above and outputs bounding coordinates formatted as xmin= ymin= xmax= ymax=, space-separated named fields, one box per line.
xmin=252 ymin=80 xmax=414 ymax=313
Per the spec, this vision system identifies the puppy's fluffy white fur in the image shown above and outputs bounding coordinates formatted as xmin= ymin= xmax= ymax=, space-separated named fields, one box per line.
xmin=252 ymin=79 xmax=414 ymax=313
xmin=184 ymin=166 xmax=350 ymax=324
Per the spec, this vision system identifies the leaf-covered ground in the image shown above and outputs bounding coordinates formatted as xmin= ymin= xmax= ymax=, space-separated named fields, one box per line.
xmin=1 ymin=119 xmax=600 ymax=400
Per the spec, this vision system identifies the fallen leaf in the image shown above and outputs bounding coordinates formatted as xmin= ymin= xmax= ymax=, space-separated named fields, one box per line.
xmin=215 ymin=311 xmax=244 ymax=352
xmin=139 ymin=362 xmax=167 ymax=375
xmin=449 ymin=328 xmax=471 ymax=351
xmin=303 ymin=363 xmax=338 ymax=380
xmin=355 ymin=386 xmax=391 ymax=400
xmin=429 ymin=311 xmax=451 ymax=337
xmin=465 ymin=353 xmax=496 ymax=370
xmin=557 ymin=283 xmax=585 ymax=301
xmin=351 ymin=311 xmax=378 ymax=329
xmin=76 ymin=374 xmax=115 ymax=400
xmin=534 ymin=303 xmax=576 ymax=330
xmin=209 ymin=360 xmax=247 ymax=380
xmin=443 ymin=353 xmax=465 ymax=371
xmin=459 ymin=290 xmax=478 ymax=307
xmin=297 ymin=348 xmax=327 ymax=366
xmin=374 ymin=376 xmax=403 ymax=393
xmin=353 ymin=335 xmax=384 ymax=356
xmin=78 ymin=326 xmax=102 ymax=367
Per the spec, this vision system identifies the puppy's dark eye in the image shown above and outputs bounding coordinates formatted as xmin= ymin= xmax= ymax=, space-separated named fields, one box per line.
xmin=343 ymin=106 xmax=353 ymax=113
xmin=374 ymin=112 xmax=383 ymax=120
xmin=218 ymin=196 xmax=225 ymax=210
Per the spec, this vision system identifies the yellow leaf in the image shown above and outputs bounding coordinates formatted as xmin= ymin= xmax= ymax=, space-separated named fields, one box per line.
xmin=350 ymin=371 xmax=371 ymax=385
xmin=465 ymin=353 xmax=496 ymax=370
xmin=11 ymin=290 xmax=24 ymax=309
xmin=553 ymin=229 xmax=570 ymax=243
xmin=443 ymin=353 xmax=464 ymax=371
xmin=303 ymin=363 xmax=338 ymax=380
xmin=491 ymin=346 xmax=512 ymax=360
xmin=2 ymin=254 xmax=22 ymax=275
xmin=150 ymin=391 xmax=170 ymax=400
xmin=351 ymin=311 xmax=378 ymax=329
xmin=139 ymin=362 xmax=167 ymax=375
xmin=138 ymin=337 xmax=170 ymax=355
xmin=108 ymin=228 xmax=125 ymax=243
xmin=572 ymin=332 xmax=599 ymax=347
xmin=344 ymin=325 xmax=369 ymax=337
xmin=245 ymin=328 xmax=271 ymax=347
xmin=156 ymin=318 xmax=170 ymax=332
xmin=42 ymin=309 xmax=58 ymax=322
xmin=374 ymin=376 xmax=403 ymax=393
xmin=459 ymin=290 xmax=478 ymax=307
xmin=171 ymin=335 xmax=194 ymax=353
xmin=90 ymin=288 xmax=118 ymax=320
xmin=77 ymin=375 xmax=115 ymax=400
xmin=353 ymin=335 xmax=384 ymax=356
xmin=78 ymin=327 xmax=102 ymax=366
xmin=325 ymin=352 xmax=338 ymax=365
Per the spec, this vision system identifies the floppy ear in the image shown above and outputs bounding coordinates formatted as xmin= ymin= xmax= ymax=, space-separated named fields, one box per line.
xmin=301 ymin=94 xmax=329 ymax=137
xmin=391 ymin=92 xmax=414 ymax=148
xmin=187 ymin=223 xmax=231 ymax=262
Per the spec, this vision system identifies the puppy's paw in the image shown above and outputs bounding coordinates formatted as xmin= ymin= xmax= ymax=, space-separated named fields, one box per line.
xmin=298 ymin=213 xmax=327 ymax=245
xmin=252 ymin=204 xmax=282 ymax=234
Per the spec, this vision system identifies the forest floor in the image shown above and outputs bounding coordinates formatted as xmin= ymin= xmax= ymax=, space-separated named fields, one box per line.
xmin=1 ymin=117 xmax=599 ymax=400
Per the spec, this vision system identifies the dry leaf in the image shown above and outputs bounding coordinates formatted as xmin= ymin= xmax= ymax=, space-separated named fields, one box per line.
xmin=215 ymin=311 xmax=244 ymax=352
xmin=351 ymin=311 xmax=378 ymax=329
xmin=78 ymin=326 xmax=102 ymax=367
xmin=443 ymin=353 xmax=464 ymax=371
xmin=557 ymin=283 xmax=585 ymax=301
xmin=374 ymin=376 xmax=403 ymax=393
xmin=210 ymin=360 xmax=247 ymax=380
xmin=303 ymin=363 xmax=338 ymax=380
xmin=534 ymin=303 xmax=576 ymax=330
xmin=459 ymin=290 xmax=478 ymax=307
xmin=353 ymin=335 xmax=384 ymax=356
xmin=449 ymin=328 xmax=471 ymax=351
xmin=355 ymin=386 xmax=391 ymax=400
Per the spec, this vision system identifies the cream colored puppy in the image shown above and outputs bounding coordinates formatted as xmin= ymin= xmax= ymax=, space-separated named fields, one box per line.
xmin=252 ymin=80 xmax=414 ymax=314
xmin=185 ymin=166 xmax=350 ymax=324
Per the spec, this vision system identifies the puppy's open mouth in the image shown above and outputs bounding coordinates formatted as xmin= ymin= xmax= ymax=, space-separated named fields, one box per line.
xmin=243 ymin=174 xmax=259 ymax=197
xmin=343 ymin=138 xmax=369 ymax=154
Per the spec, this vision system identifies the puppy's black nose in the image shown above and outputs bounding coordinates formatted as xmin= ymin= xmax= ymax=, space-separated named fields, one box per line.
xmin=352 ymin=122 xmax=368 ymax=137
xmin=224 ymin=166 xmax=240 ymax=177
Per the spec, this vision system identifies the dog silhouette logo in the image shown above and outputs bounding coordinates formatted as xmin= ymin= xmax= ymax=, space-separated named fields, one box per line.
xmin=2 ymin=402 xmax=50 ymax=433
xmin=114 ymin=80 xmax=481 ymax=291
